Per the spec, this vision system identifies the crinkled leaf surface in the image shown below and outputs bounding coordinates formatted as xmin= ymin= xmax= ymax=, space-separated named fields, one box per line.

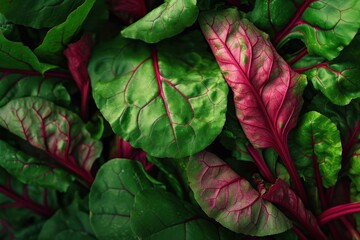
xmin=200 ymin=9 xmax=306 ymax=150
xmin=0 ymin=34 xmax=54 ymax=73
xmin=187 ymin=151 xmax=291 ymax=236
xmin=0 ymin=69 xmax=71 ymax=108
xmin=89 ymin=31 xmax=228 ymax=158
xmin=121 ymin=0 xmax=199 ymax=43
xmin=289 ymin=111 xmax=342 ymax=188
xmin=301 ymin=35 xmax=360 ymax=105
xmin=34 ymin=0 xmax=96 ymax=65
xmin=89 ymin=159 xmax=156 ymax=240
xmin=263 ymin=179 xmax=326 ymax=239
xmin=0 ymin=140 xmax=75 ymax=192
xmin=249 ymin=0 xmax=360 ymax=60
xmin=131 ymin=188 xmax=238 ymax=240
xmin=39 ymin=196 xmax=96 ymax=240
xmin=0 ymin=97 xmax=102 ymax=184
xmin=0 ymin=0 xmax=84 ymax=29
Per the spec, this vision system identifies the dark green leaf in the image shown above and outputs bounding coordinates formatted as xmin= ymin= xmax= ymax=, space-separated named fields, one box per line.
xmin=34 ymin=0 xmax=96 ymax=65
xmin=121 ymin=0 xmax=199 ymax=43
xmin=89 ymin=159 xmax=158 ymax=240
xmin=0 ymin=0 xmax=84 ymax=29
xmin=39 ymin=196 xmax=95 ymax=240
xmin=0 ymin=140 xmax=75 ymax=192
xmin=89 ymin=31 xmax=228 ymax=158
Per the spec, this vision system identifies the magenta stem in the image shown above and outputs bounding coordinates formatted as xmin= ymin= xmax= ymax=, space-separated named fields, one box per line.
xmin=246 ymin=145 xmax=275 ymax=183
xmin=318 ymin=202 xmax=360 ymax=225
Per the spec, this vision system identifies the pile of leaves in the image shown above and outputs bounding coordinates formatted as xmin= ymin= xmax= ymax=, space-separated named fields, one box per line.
xmin=1 ymin=0 xmax=360 ymax=239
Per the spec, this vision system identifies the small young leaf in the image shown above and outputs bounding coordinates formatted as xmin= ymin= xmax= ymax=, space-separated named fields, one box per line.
xmin=187 ymin=151 xmax=292 ymax=236
xmin=89 ymin=31 xmax=228 ymax=158
xmin=89 ymin=159 xmax=157 ymax=240
xmin=289 ymin=111 xmax=342 ymax=188
xmin=0 ymin=97 xmax=102 ymax=184
xmin=121 ymin=0 xmax=199 ymax=43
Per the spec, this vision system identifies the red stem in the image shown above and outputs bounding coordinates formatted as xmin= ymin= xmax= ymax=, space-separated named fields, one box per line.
xmin=81 ymin=82 xmax=89 ymax=121
xmin=292 ymin=226 xmax=308 ymax=240
xmin=246 ymin=145 xmax=275 ymax=183
xmin=288 ymin=49 xmax=308 ymax=66
xmin=318 ymin=202 xmax=360 ymax=225
xmin=340 ymin=217 xmax=360 ymax=239
xmin=274 ymin=0 xmax=313 ymax=45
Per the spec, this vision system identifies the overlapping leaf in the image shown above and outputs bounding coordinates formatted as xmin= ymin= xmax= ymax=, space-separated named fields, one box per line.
xmin=0 ymin=97 xmax=102 ymax=184
xmin=0 ymin=0 xmax=84 ymax=28
xmin=249 ymin=0 xmax=360 ymax=60
xmin=187 ymin=151 xmax=291 ymax=236
xmin=89 ymin=31 xmax=228 ymax=158
xmin=34 ymin=0 xmax=96 ymax=65
xmin=131 ymin=189 xmax=240 ymax=239
xmin=121 ymin=0 xmax=199 ymax=43
xmin=89 ymin=159 xmax=157 ymax=239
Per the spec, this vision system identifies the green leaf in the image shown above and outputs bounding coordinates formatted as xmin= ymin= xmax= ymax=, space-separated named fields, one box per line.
xmin=89 ymin=31 xmax=228 ymax=158
xmin=302 ymin=35 xmax=360 ymax=105
xmin=0 ymin=140 xmax=75 ymax=192
xmin=0 ymin=0 xmax=84 ymax=29
xmin=121 ymin=0 xmax=199 ymax=43
xmin=131 ymin=189 xmax=238 ymax=240
xmin=249 ymin=0 xmax=360 ymax=60
xmin=0 ymin=97 xmax=103 ymax=184
xmin=89 ymin=159 xmax=157 ymax=240
xmin=34 ymin=0 xmax=96 ymax=65
xmin=0 ymin=34 xmax=55 ymax=73
xmin=187 ymin=151 xmax=292 ymax=236
xmin=39 ymin=196 xmax=95 ymax=240
xmin=0 ymin=13 xmax=16 ymax=38
xmin=0 ymin=70 xmax=71 ymax=108
xmin=289 ymin=111 xmax=342 ymax=188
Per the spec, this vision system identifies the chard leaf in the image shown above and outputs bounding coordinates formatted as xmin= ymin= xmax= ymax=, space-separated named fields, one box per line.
xmin=0 ymin=97 xmax=102 ymax=184
xmin=0 ymin=168 xmax=57 ymax=226
xmin=34 ymin=0 xmax=96 ymax=65
xmin=0 ymin=140 xmax=75 ymax=192
xmin=301 ymin=35 xmax=360 ymax=105
xmin=0 ymin=69 xmax=71 ymax=108
xmin=0 ymin=34 xmax=54 ymax=73
xmin=289 ymin=111 xmax=342 ymax=188
xmin=89 ymin=31 xmax=228 ymax=158
xmin=131 ymin=188 xmax=239 ymax=239
xmin=263 ymin=179 xmax=326 ymax=239
xmin=121 ymin=0 xmax=199 ymax=43
xmin=249 ymin=0 xmax=360 ymax=60
xmin=39 ymin=197 xmax=95 ymax=240
xmin=89 ymin=159 xmax=157 ymax=240
xmin=187 ymin=151 xmax=292 ymax=236
xmin=0 ymin=13 xmax=16 ymax=38
xmin=105 ymin=0 xmax=147 ymax=24
xmin=0 ymin=0 xmax=84 ymax=29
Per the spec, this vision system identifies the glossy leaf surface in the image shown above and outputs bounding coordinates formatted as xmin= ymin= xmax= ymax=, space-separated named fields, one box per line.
xmin=187 ymin=151 xmax=291 ymax=236
xmin=200 ymin=9 xmax=306 ymax=150
xmin=131 ymin=189 xmax=237 ymax=239
xmin=0 ymin=97 xmax=102 ymax=184
xmin=0 ymin=140 xmax=75 ymax=192
xmin=249 ymin=0 xmax=360 ymax=60
xmin=121 ymin=0 xmax=198 ymax=43
xmin=34 ymin=0 xmax=96 ymax=65
xmin=89 ymin=159 xmax=155 ymax=240
xmin=89 ymin=31 xmax=228 ymax=158
xmin=289 ymin=111 xmax=342 ymax=188
xmin=0 ymin=0 xmax=84 ymax=28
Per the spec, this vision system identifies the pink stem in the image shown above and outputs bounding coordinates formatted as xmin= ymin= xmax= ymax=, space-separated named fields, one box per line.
xmin=318 ymin=202 xmax=360 ymax=225
xmin=246 ymin=145 xmax=275 ymax=183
